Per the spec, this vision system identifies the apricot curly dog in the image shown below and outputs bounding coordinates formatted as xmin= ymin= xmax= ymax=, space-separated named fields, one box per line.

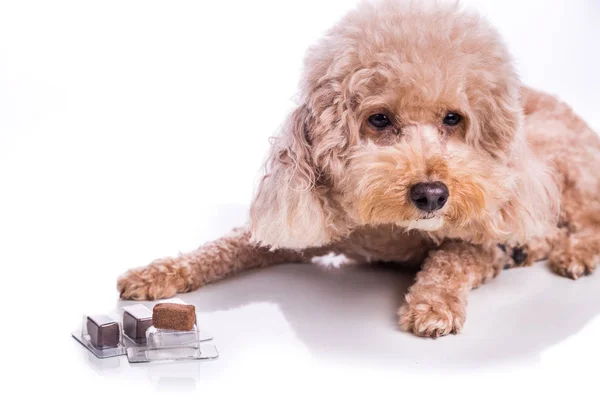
xmin=118 ymin=0 xmax=600 ymax=337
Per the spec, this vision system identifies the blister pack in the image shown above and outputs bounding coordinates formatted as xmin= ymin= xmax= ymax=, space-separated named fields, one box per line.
xmin=72 ymin=298 xmax=218 ymax=363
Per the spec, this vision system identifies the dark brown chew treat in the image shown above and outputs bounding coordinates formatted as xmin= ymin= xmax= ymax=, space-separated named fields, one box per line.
xmin=152 ymin=303 xmax=196 ymax=331
xmin=86 ymin=315 xmax=120 ymax=348
xmin=122 ymin=304 xmax=153 ymax=342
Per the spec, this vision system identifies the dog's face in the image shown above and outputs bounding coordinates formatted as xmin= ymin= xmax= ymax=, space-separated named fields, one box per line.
xmin=250 ymin=0 xmax=558 ymax=249
xmin=344 ymin=66 xmax=518 ymax=236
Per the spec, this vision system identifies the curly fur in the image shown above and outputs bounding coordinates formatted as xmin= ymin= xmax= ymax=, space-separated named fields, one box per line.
xmin=118 ymin=0 xmax=600 ymax=337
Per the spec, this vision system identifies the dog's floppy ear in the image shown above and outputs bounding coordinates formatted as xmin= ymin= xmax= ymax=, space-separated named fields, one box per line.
xmin=468 ymin=79 xmax=561 ymax=242
xmin=467 ymin=77 xmax=523 ymax=159
xmin=249 ymin=105 xmax=333 ymax=250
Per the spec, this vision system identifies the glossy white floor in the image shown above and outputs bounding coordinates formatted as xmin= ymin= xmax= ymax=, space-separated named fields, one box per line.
xmin=2 ymin=0 xmax=600 ymax=399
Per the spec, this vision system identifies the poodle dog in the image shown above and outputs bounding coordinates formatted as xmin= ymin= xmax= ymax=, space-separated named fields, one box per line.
xmin=117 ymin=0 xmax=600 ymax=337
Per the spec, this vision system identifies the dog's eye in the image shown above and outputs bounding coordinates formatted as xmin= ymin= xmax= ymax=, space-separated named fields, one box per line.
xmin=443 ymin=113 xmax=462 ymax=126
xmin=368 ymin=114 xmax=391 ymax=129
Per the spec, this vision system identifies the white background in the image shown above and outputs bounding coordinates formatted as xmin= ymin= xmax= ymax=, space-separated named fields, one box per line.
xmin=1 ymin=0 xmax=600 ymax=399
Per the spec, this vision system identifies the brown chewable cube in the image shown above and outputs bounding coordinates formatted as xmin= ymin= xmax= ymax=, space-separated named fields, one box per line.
xmin=122 ymin=304 xmax=153 ymax=342
xmin=152 ymin=303 xmax=196 ymax=331
xmin=86 ymin=315 xmax=120 ymax=348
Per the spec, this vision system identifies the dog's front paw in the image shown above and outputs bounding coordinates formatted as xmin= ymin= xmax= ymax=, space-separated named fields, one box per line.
xmin=117 ymin=258 xmax=193 ymax=300
xmin=398 ymin=290 xmax=466 ymax=338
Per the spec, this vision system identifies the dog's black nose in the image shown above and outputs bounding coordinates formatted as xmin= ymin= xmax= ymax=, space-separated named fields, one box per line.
xmin=409 ymin=182 xmax=449 ymax=211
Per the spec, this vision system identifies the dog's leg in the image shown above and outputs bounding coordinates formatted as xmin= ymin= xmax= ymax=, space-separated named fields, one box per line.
xmin=117 ymin=227 xmax=329 ymax=300
xmin=398 ymin=241 xmax=507 ymax=337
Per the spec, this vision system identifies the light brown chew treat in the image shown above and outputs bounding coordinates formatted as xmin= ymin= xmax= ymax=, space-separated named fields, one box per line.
xmin=152 ymin=303 xmax=196 ymax=331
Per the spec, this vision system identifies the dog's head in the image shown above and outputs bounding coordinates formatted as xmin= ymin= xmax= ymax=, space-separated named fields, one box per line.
xmin=250 ymin=0 xmax=559 ymax=249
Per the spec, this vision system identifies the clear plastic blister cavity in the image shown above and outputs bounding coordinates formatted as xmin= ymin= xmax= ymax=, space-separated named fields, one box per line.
xmin=146 ymin=324 xmax=213 ymax=348
xmin=71 ymin=314 xmax=127 ymax=358
xmin=126 ymin=300 xmax=217 ymax=363
xmin=122 ymin=304 xmax=153 ymax=344
xmin=126 ymin=343 xmax=219 ymax=363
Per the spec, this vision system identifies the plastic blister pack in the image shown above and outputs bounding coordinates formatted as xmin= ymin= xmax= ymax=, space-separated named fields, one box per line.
xmin=72 ymin=298 xmax=219 ymax=363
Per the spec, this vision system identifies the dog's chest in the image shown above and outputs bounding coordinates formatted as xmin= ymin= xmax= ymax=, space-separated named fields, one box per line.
xmin=340 ymin=225 xmax=434 ymax=266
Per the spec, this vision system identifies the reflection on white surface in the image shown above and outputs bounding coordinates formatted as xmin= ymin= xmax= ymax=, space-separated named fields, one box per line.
xmin=130 ymin=359 xmax=202 ymax=391
xmin=83 ymin=350 xmax=122 ymax=373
